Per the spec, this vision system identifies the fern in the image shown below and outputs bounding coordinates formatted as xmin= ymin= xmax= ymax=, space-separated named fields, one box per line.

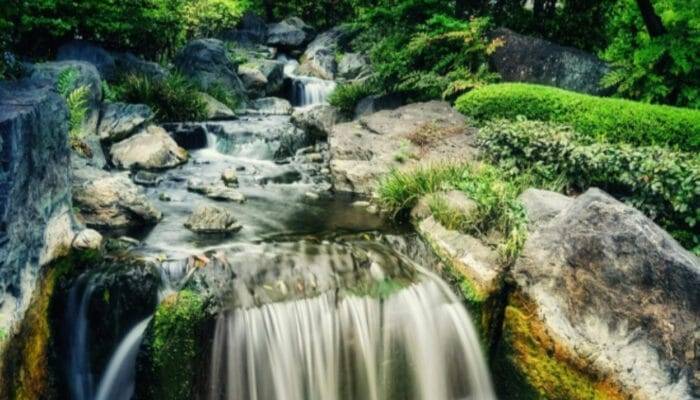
xmin=56 ymin=67 xmax=79 ymax=98
xmin=66 ymin=85 xmax=90 ymax=139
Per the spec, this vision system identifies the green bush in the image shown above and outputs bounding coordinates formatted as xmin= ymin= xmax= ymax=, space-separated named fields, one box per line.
xmin=456 ymin=83 xmax=700 ymax=150
xmin=114 ymin=73 xmax=207 ymax=122
xmin=378 ymin=163 xmax=529 ymax=264
xmin=328 ymin=82 xmax=377 ymax=116
xmin=204 ymin=82 xmax=242 ymax=112
xmin=480 ymin=118 xmax=700 ymax=253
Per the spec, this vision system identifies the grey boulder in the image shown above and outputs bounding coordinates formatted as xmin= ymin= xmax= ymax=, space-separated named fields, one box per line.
xmin=174 ymin=38 xmax=246 ymax=95
xmin=99 ymin=102 xmax=154 ymax=142
xmin=238 ymin=59 xmax=284 ymax=98
xmin=266 ymin=17 xmax=315 ymax=49
xmin=110 ymin=125 xmax=188 ymax=170
xmin=291 ymin=104 xmax=341 ymax=138
xmin=185 ymin=204 xmax=243 ymax=234
xmin=337 ymin=53 xmax=371 ymax=82
xmin=57 ymin=40 xmax=116 ymax=80
xmin=200 ymin=93 xmax=236 ymax=120
xmin=298 ymin=26 xmax=353 ymax=80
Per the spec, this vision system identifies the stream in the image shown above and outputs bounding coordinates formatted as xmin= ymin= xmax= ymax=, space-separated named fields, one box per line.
xmin=60 ymin=71 xmax=496 ymax=400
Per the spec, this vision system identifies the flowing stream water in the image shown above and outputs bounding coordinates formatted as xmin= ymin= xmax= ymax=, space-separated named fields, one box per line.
xmin=61 ymin=74 xmax=495 ymax=399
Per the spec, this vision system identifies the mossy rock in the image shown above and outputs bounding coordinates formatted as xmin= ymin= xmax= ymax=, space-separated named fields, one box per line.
xmin=491 ymin=292 xmax=626 ymax=400
xmin=135 ymin=290 xmax=213 ymax=400
xmin=0 ymin=249 xmax=101 ymax=400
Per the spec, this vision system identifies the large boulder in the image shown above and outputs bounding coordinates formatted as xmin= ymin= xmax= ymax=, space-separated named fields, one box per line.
xmin=222 ymin=12 xmax=268 ymax=45
xmin=0 ymin=80 xmax=75 ymax=349
xmin=291 ymin=104 xmax=341 ymax=138
xmin=28 ymin=61 xmax=102 ymax=135
xmin=72 ymin=172 xmax=162 ymax=230
xmin=337 ymin=52 xmax=371 ymax=82
xmin=298 ymin=26 xmax=353 ymax=80
xmin=237 ymin=59 xmax=284 ymax=98
xmin=489 ymin=28 xmax=610 ymax=95
xmin=98 ymin=102 xmax=154 ymax=142
xmin=354 ymin=93 xmax=403 ymax=118
xmin=518 ymin=188 xmax=573 ymax=230
xmin=112 ymin=52 xmax=169 ymax=81
xmin=57 ymin=40 xmax=116 ymax=80
xmin=266 ymin=17 xmax=315 ymax=50
xmin=330 ymin=101 xmax=478 ymax=194
xmin=110 ymin=125 xmax=188 ymax=170
xmin=501 ymin=188 xmax=700 ymax=399
xmin=174 ymin=39 xmax=246 ymax=95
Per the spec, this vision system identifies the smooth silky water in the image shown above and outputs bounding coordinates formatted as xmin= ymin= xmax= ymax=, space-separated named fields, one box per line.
xmin=60 ymin=71 xmax=495 ymax=400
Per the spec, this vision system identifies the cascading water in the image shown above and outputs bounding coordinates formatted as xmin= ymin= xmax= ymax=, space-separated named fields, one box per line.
xmin=207 ymin=276 xmax=495 ymax=400
xmin=280 ymin=55 xmax=336 ymax=106
xmin=65 ymin=276 xmax=96 ymax=400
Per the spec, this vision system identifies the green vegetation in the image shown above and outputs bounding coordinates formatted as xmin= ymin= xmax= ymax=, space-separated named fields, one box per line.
xmin=480 ymin=118 xmax=700 ymax=253
xmin=1 ymin=0 xmax=252 ymax=58
xmin=140 ymin=290 xmax=207 ymax=400
xmin=55 ymin=68 xmax=90 ymax=140
xmin=204 ymin=82 xmax=242 ymax=111
xmin=456 ymin=83 xmax=700 ymax=150
xmin=378 ymin=163 xmax=528 ymax=265
xmin=112 ymin=73 xmax=207 ymax=122
xmin=328 ymin=82 xmax=376 ymax=115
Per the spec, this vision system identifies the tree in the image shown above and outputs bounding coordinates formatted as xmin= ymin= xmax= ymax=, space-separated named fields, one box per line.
xmin=635 ymin=0 xmax=666 ymax=37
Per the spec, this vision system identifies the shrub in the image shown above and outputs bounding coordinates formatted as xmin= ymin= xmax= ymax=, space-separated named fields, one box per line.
xmin=378 ymin=163 xmax=529 ymax=264
xmin=205 ymin=82 xmax=242 ymax=112
xmin=328 ymin=82 xmax=377 ymax=116
xmin=456 ymin=83 xmax=700 ymax=150
xmin=480 ymin=118 xmax=700 ymax=253
xmin=114 ymin=73 xmax=207 ymax=122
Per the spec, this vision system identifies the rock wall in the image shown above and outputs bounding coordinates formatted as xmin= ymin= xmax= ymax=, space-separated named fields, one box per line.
xmin=0 ymin=80 xmax=75 ymax=359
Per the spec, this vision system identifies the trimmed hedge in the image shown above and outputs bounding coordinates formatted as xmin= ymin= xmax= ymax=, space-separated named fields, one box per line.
xmin=455 ymin=83 xmax=700 ymax=150
xmin=480 ymin=119 xmax=700 ymax=253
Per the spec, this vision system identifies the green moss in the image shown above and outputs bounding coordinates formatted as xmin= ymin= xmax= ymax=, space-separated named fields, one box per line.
xmin=455 ymin=83 xmax=700 ymax=150
xmin=492 ymin=294 xmax=625 ymax=400
xmin=139 ymin=290 xmax=207 ymax=400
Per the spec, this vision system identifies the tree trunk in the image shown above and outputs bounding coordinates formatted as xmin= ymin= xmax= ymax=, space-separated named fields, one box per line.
xmin=635 ymin=0 xmax=666 ymax=37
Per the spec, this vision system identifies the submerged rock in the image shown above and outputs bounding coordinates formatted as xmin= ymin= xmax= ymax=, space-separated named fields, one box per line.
xmin=0 ymin=79 xmax=74 ymax=352
xmin=98 ymin=102 xmax=154 ymax=142
xmin=187 ymin=179 xmax=246 ymax=203
xmin=503 ymin=188 xmax=700 ymax=399
xmin=73 ymin=174 xmax=162 ymax=230
xmin=184 ymin=204 xmax=243 ymax=234
xmin=110 ymin=125 xmax=188 ymax=170
xmin=489 ymin=27 xmax=610 ymax=95
xmin=221 ymin=169 xmax=239 ymax=186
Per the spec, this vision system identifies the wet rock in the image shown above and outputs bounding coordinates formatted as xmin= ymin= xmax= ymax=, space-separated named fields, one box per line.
xmin=330 ymin=101 xmax=478 ymax=194
xmin=0 ymin=79 xmax=74 ymax=338
xmin=187 ymin=179 xmax=245 ymax=203
xmin=249 ymin=97 xmax=293 ymax=115
xmin=337 ymin=53 xmax=371 ymax=82
xmin=174 ymin=38 xmax=246 ymax=95
xmin=28 ymin=61 xmax=102 ymax=135
xmin=71 ymin=229 xmax=103 ymax=251
xmin=200 ymin=93 xmax=236 ymax=120
xmin=266 ymin=17 xmax=315 ymax=50
xmin=57 ymin=40 xmax=116 ymax=79
xmin=161 ymin=123 xmax=208 ymax=149
xmin=354 ymin=93 xmax=403 ymax=118
xmin=132 ymin=170 xmax=164 ymax=187
xmin=490 ymin=27 xmax=610 ymax=95
xmin=98 ymin=102 xmax=154 ymax=142
xmin=506 ymin=188 xmax=700 ymax=398
xmin=517 ymin=188 xmax=572 ymax=230
xmin=73 ymin=174 xmax=162 ymax=230
xmin=238 ymin=59 xmax=284 ymax=98
xmin=259 ymin=169 xmax=302 ymax=185
xmin=291 ymin=104 xmax=341 ymax=138
xmin=221 ymin=169 xmax=239 ymax=186
xmin=110 ymin=125 xmax=188 ymax=170
xmin=184 ymin=204 xmax=243 ymax=234
xmin=298 ymin=26 xmax=353 ymax=80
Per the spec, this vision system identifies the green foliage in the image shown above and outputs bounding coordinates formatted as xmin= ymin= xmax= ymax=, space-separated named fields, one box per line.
xmin=4 ymin=0 xmax=252 ymax=59
xmin=205 ymin=82 xmax=241 ymax=111
xmin=480 ymin=118 xmax=700 ymax=253
xmin=456 ymin=83 xmax=700 ymax=150
xmin=378 ymin=163 xmax=528 ymax=264
xmin=601 ymin=0 xmax=700 ymax=109
xmin=56 ymin=68 xmax=89 ymax=139
xmin=147 ymin=290 xmax=206 ymax=400
xmin=114 ymin=73 xmax=207 ymax=122
xmin=328 ymin=82 xmax=376 ymax=115
xmin=358 ymin=14 xmax=500 ymax=101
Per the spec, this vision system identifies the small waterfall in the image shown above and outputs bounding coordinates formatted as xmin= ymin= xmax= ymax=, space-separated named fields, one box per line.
xmin=65 ymin=276 xmax=96 ymax=400
xmin=94 ymin=317 xmax=153 ymax=400
xmin=208 ymin=278 xmax=495 ymax=400
xmin=291 ymin=76 xmax=336 ymax=107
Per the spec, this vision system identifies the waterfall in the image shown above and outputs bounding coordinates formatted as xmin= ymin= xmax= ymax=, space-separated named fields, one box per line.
xmin=65 ymin=276 xmax=96 ymax=400
xmin=291 ymin=76 xmax=336 ymax=107
xmin=94 ymin=317 xmax=153 ymax=400
xmin=208 ymin=278 xmax=495 ymax=400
